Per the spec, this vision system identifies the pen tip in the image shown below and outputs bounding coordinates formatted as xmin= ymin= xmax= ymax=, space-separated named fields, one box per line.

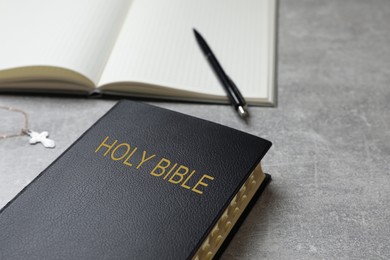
xmin=193 ymin=28 xmax=199 ymax=36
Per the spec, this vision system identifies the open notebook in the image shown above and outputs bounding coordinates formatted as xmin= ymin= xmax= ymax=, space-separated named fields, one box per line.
xmin=0 ymin=0 xmax=277 ymax=105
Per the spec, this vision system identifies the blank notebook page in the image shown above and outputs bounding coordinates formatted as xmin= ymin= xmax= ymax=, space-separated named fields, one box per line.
xmin=99 ymin=0 xmax=272 ymax=100
xmin=0 ymin=0 xmax=130 ymax=84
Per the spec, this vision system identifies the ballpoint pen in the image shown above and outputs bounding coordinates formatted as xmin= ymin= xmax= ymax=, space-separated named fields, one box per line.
xmin=193 ymin=29 xmax=249 ymax=118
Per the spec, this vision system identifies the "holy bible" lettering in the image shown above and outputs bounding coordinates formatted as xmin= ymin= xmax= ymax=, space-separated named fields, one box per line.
xmin=94 ymin=136 xmax=215 ymax=195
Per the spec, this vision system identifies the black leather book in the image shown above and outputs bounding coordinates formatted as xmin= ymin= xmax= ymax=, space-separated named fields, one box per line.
xmin=0 ymin=100 xmax=272 ymax=259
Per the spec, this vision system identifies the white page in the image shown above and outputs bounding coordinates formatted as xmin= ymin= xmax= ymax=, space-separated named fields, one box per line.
xmin=99 ymin=0 xmax=272 ymax=99
xmin=0 ymin=0 xmax=131 ymax=85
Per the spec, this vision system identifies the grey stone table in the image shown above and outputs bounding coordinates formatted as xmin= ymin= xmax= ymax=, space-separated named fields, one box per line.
xmin=1 ymin=0 xmax=389 ymax=259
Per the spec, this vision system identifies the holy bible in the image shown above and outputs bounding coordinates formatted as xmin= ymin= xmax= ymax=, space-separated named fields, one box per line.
xmin=0 ymin=101 xmax=272 ymax=259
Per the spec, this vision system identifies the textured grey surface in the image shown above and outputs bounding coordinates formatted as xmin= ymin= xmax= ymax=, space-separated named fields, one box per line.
xmin=1 ymin=0 xmax=390 ymax=259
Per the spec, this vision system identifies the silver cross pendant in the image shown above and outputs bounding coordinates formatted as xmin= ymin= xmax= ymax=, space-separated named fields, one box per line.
xmin=27 ymin=130 xmax=56 ymax=148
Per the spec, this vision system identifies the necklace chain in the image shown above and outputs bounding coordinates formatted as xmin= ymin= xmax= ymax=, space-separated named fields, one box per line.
xmin=0 ymin=105 xmax=29 ymax=139
xmin=0 ymin=105 xmax=56 ymax=148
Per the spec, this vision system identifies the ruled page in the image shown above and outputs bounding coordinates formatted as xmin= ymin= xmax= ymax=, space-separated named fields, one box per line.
xmin=99 ymin=0 xmax=273 ymax=100
xmin=0 ymin=0 xmax=131 ymax=85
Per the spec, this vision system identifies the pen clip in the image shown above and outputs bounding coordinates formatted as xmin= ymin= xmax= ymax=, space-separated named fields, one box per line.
xmin=227 ymin=76 xmax=249 ymax=118
xmin=227 ymin=76 xmax=246 ymax=106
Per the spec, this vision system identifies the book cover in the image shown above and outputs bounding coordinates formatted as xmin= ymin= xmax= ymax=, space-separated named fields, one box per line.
xmin=0 ymin=100 xmax=272 ymax=259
